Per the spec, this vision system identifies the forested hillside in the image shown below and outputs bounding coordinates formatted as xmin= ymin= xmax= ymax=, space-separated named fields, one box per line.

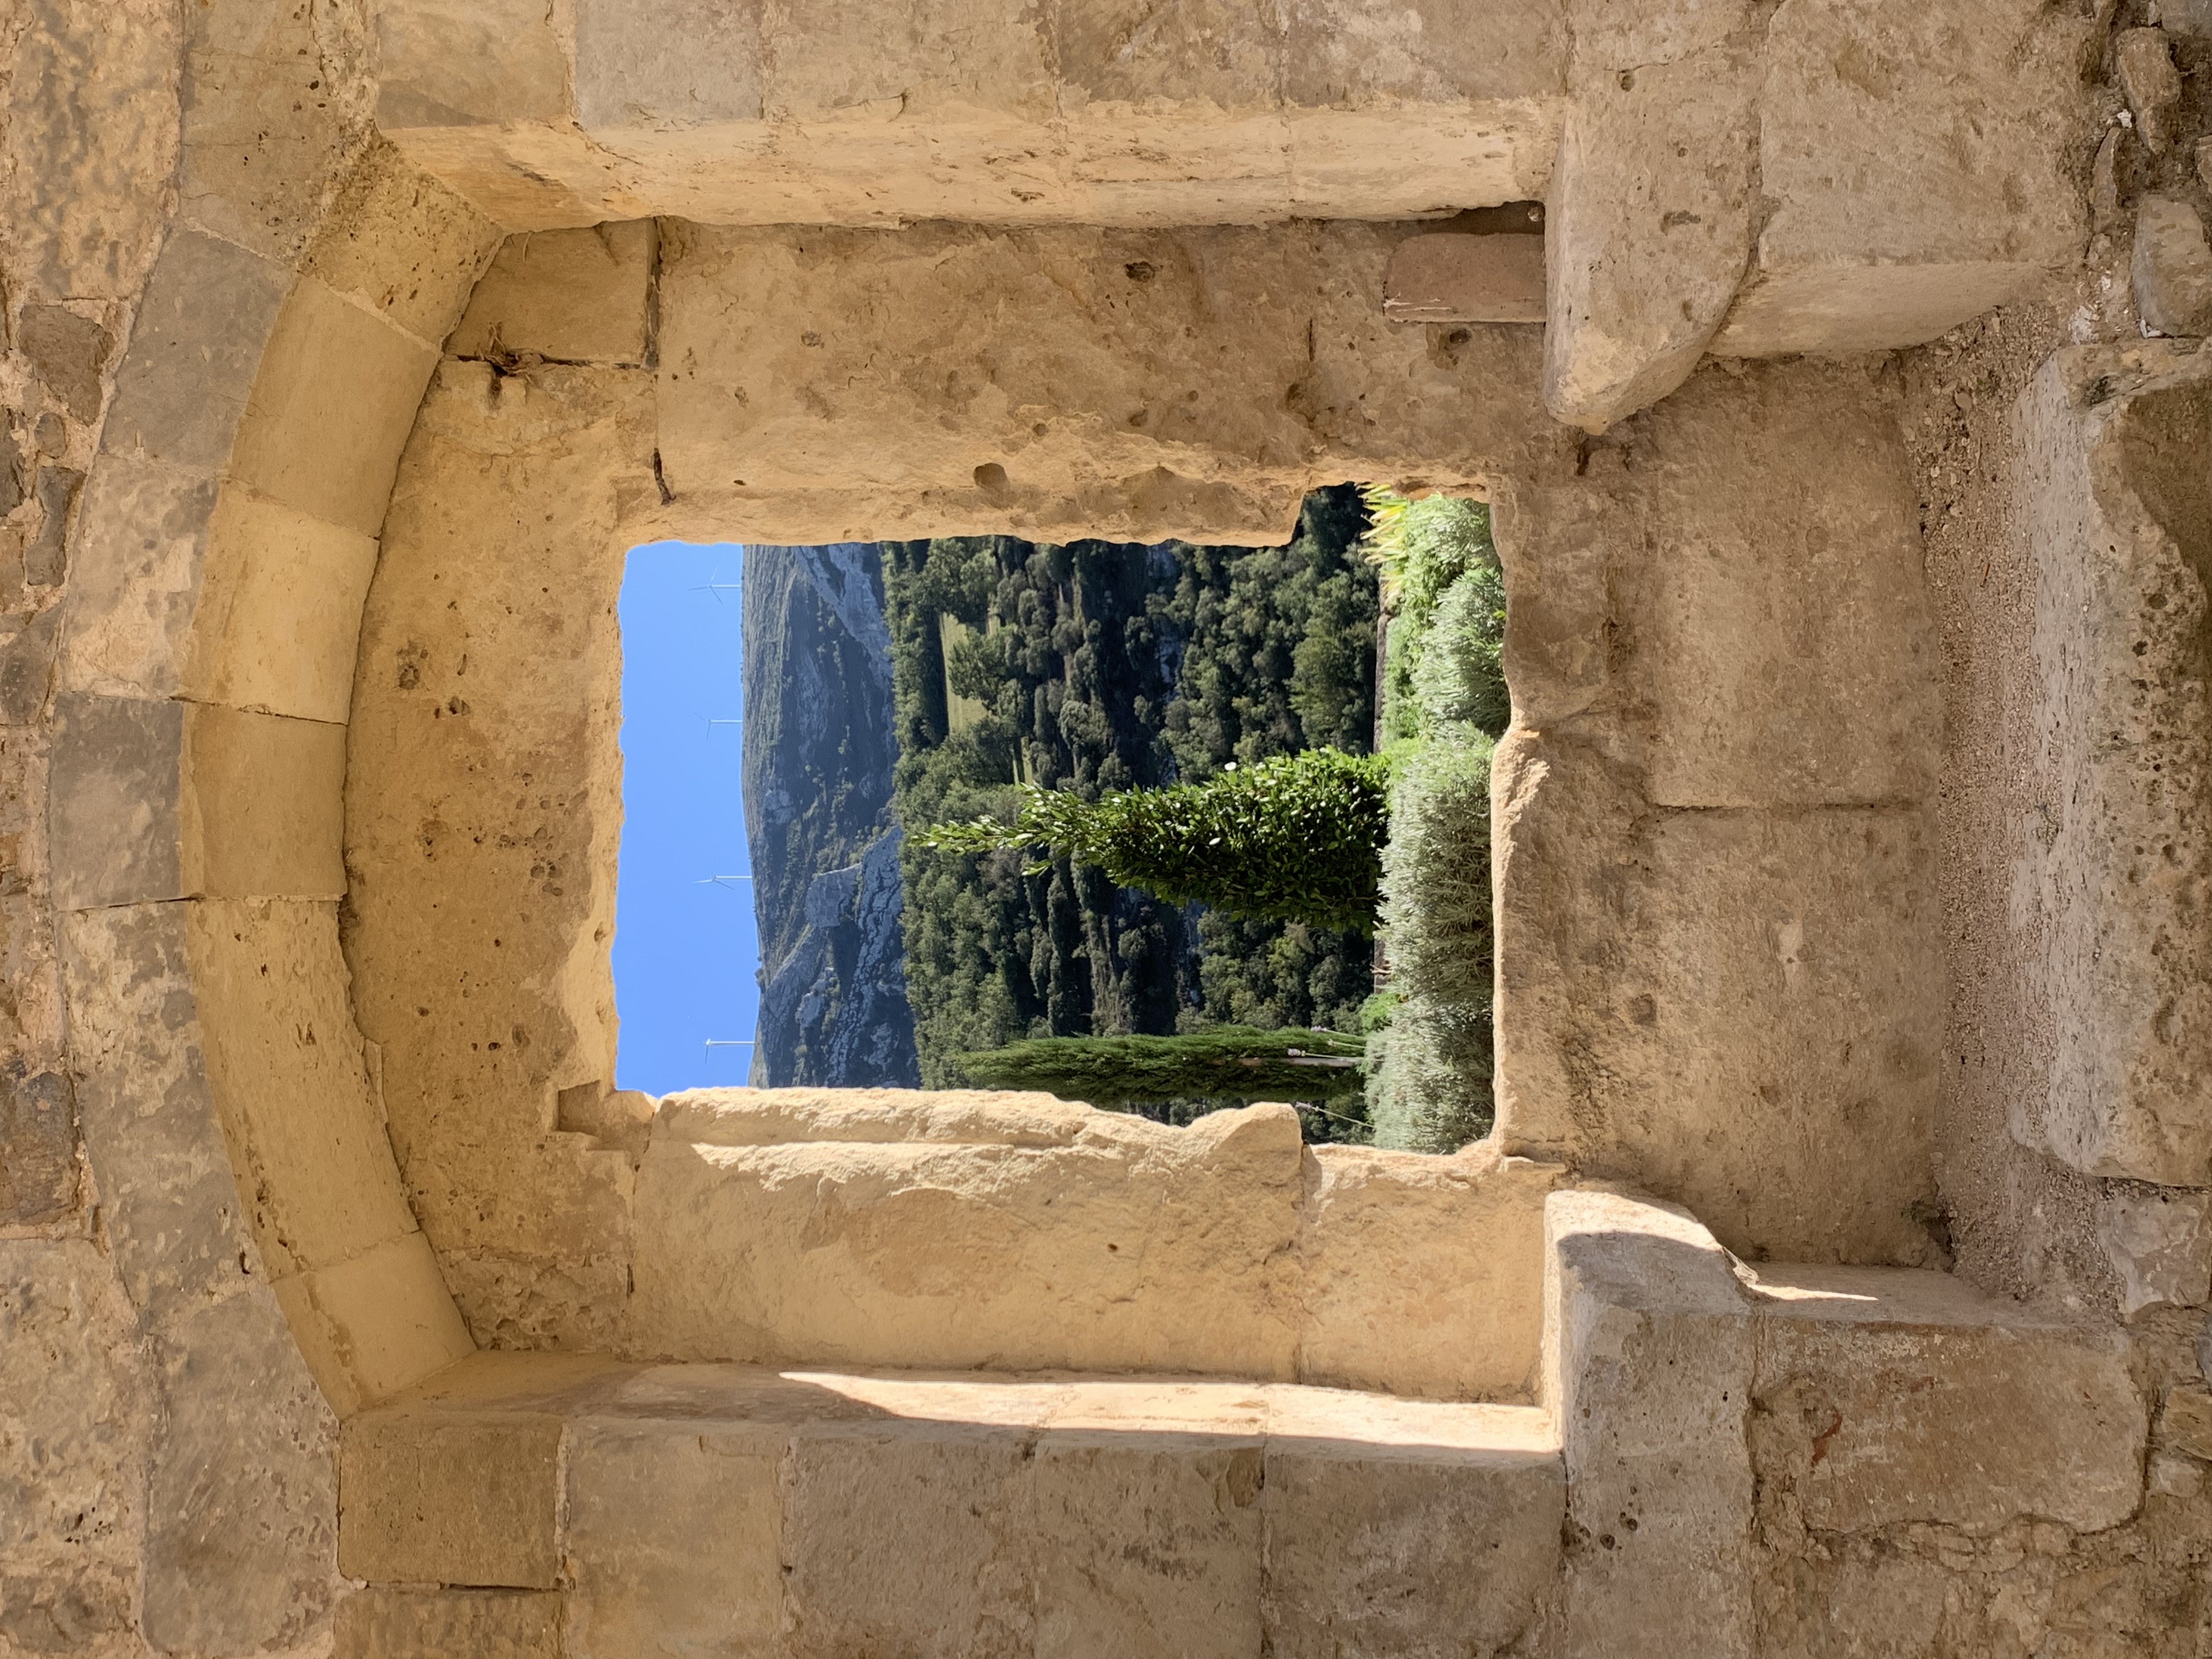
xmin=884 ymin=487 xmax=1380 ymax=1128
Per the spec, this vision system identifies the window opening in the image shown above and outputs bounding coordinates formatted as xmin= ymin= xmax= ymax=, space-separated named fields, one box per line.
xmin=608 ymin=488 xmax=1504 ymax=1149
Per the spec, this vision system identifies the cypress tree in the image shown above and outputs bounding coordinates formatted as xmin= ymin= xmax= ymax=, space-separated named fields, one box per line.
xmin=918 ymin=748 xmax=1390 ymax=935
xmin=960 ymin=1027 xmax=1366 ymax=1105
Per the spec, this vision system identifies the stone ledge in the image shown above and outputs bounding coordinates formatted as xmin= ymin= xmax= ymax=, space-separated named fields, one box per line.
xmin=340 ymin=1352 xmax=1565 ymax=1656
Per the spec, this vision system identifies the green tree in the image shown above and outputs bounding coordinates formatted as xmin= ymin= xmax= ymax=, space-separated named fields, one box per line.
xmin=961 ymin=1026 xmax=1365 ymax=1105
xmin=920 ymin=748 xmax=1391 ymax=935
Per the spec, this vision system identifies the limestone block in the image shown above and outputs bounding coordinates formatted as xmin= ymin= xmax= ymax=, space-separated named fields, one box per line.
xmin=783 ymin=1422 xmax=1038 ymax=1658
xmin=339 ymin=1404 xmax=563 ymax=1587
xmin=1544 ymin=1190 xmax=1754 ymax=1659
xmin=2132 ymin=195 xmax=2212 ymax=338
xmin=572 ymin=0 xmax=765 ymax=129
xmin=334 ymin=1588 xmax=562 ymax=1659
xmin=2118 ymin=27 xmax=2183 ymax=155
xmin=1261 ymin=1435 xmax=1562 ymax=1658
xmin=1031 ymin=1433 xmax=1265 ymax=1659
xmin=273 ymin=1231 xmax=475 ymax=1417
xmin=1384 ymin=232 xmax=1546 ymax=323
xmin=2 ymin=0 xmax=181 ymax=301
xmin=1278 ymin=0 xmax=1566 ymax=108
xmin=631 ymin=1100 xmax=1306 ymax=1375
xmin=654 ymin=222 xmax=1320 ymax=544
xmin=2160 ymin=1385 xmax=2212 ymax=1461
xmin=2169 ymin=0 xmax=2212 ymax=36
xmin=561 ymin=1419 xmax=785 ymax=1659
xmin=1296 ymin=1143 xmax=1561 ymax=1401
xmin=303 ymin=139 xmax=506 ymax=350
xmin=2021 ymin=348 xmax=2212 ymax=1183
xmin=100 ymin=228 xmax=287 ymax=473
xmin=25 ymin=464 xmax=81 ymax=588
xmin=1543 ymin=48 xmax=1758 ymax=430
xmin=174 ymin=0 xmax=366 ymax=265
xmin=1565 ymin=0 xmax=1756 ymax=71
xmin=19 ymin=303 xmax=116 ymax=423
xmin=181 ymin=703 xmax=346 ymax=900
xmin=2097 ymin=1188 xmax=2212 ymax=1316
xmin=1056 ymin=0 xmax=1282 ymax=115
xmin=0 ymin=1240 xmax=149 ymax=1659
xmin=761 ymin=0 xmax=1053 ymax=125
xmin=1747 ymin=1266 xmax=2146 ymax=1532
xmin=185 ymin=486 xmax=381 ymax=725
xmin=1714 ymin=0 xmax=2086 ymax=357
xmin=1612 ymin=365 xmax=1939 ymax=809
xmin=227 ymin=275 xmax=442 ymax=537
xmin=59 ymin=452 xmax=217 ymax=702
xmin=49 ymin=692 xmax=182 ymax=910
xmin=373 ymin=0 xmax=569 ymax=128
xmin=141 ymin=1286 xmax=338 ymax=1654
xmin=346 ymin=361 xmax=649 ymax=1346
xmin=447 ymin=224 xmax=657 ymax=365
xmin=0 ymin=1069 xmax=77 ymax=1224
xmin=58 ymin=904 xmax=252 ymax=1318
xmin=657 ymin=1086 xmax=1084 ymax=1148
xmin=181 ymin=899 xmax=414 ymax=1278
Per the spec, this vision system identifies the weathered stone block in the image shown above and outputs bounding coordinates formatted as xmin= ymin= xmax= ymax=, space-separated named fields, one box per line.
xmin=303 ymin=139 xmax=505 ymax=350
xmin=24 ymin=464 xmax=81 ymax=588
xmin=572 ymin=0 xmax=766 ymax=131
xmin=141 ymin=1286 xmax=338 ymax=1655
xmin=100 ymin=228 xmax=286 ymax=473
xmin=0 ymin=1241 xmax=148 ymax=1649
xmin=0 ymin=1068 xmax=77 ymax=1223
xmin=1384 ymin=232 xmax=1545 ymax=324
xmin=2098 ymin=1188 xmax=2212 ymax=1316
xmin=2132 ymin=195 xmax=2212 ymax=338
xmin=334 ymin=1588 xmax=562 ymax=1659
xmin=447 ymin=224 xmax=657 ymax=365
xmin=1543 ymin=48 xmax=1758 ymax=430
xmin=2118 ymin=27 xmax=2183 ymax=155
xmin=59 ymin=904 xmax=251 ymax=1319
xmin=59 ymin=450 xmax=216 ymax=701
xmin=1261 ymin=1436 xmax=1562 ymax=1659
xmin=228 ymin=276 xmax=441 ymax=537
xmin=19 ymin=303 xmax=115 ymax=422
xmin=186 ymin=486 xmax=381 ymax=725
xmin=761 ymin=0 xmax=1053 ymax=124
xmin=49 ymin=692 xmax=182 ymax=910
xmin=2021 ymin=349 xmax=2212 ymax=1183
xmin=272 ymin=1229 xmax=475 ymax=1417
xmin=181 ymin=704 xmax=346 ymax=900
xmin=373 ymin=0 xmax=569 ymax=128
xmin=561 ymin=1418 xmax=784 ymax=1659
xmin=1545 ymin=1190 xmax=1754 ymax=1659
xmin=632 ymin=1098 xmax=1305 ymax=1375
xmin=1032 ymin=1432 xmax=1264 ymax=1659
xmin=1296 ymin=1143 xmax=1560 ymax=1401
xmin=1747 ymin=1266 xmax=2145 ymax=1533
xmin=0 ymin=608 xmax=58 ymax=726
xmin=783 ymin=1421 xmax=1037 ymax=1658
xmin=340 ymin=1406 xmax=562 ymax=1587
xmin=182 ymin=899 xmax=416 ymax=1277
xmin=2160 ymin=1384 xmax=2212 ymax=1462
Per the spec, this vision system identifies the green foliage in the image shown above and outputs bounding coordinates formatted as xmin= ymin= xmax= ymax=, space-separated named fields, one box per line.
xmin=883 ymin=492 xmax=1381 ymax=1139
xmin=1362 ymin=489 xmax=1507 ymax=744
xmin=960 ymin=1026 xmax=1367 ymax=1105
xmin=921 ymin=749 xmax=1390 ymax=935
xmin=1366 ymin=733 xmax=1498 ymax=1152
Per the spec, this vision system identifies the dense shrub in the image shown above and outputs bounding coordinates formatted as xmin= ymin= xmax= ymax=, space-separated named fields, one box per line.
xmin=921 ymin=748 xmax=1391 ymax=935
xmin=1365 ymin=734 xmax=1497 ymax=1150
xmin=960 ymin=1026 xmax=1366 ymax=1105
xmin=1410 ymin=563 xmax=1510 ymax=739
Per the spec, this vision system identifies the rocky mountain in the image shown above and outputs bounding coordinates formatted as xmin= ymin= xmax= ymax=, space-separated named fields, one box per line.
xmin=740 ymin=543 xmax=919 ymax=1086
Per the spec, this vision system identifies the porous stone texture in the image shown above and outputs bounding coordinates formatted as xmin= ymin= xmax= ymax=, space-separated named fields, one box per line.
xmin=371 ymin=0 xmax=1566 ymax=230
xmin=341 ymin=1353 xmax=1565 ymax=1654
xmin=1492 ymin=358 xmax=1945 ymax=1265
xmin=2016 ymin=344 xmax=2212 ymax=1186
xmin=634 ymin=1091 xmax=1564 ymax=1399
xmin=2132 ymin=193 xmax=2212 ymax=335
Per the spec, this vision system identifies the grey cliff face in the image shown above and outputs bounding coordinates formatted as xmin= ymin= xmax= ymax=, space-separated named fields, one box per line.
xmin=740 ymin=543 xmax=918 ymax=1086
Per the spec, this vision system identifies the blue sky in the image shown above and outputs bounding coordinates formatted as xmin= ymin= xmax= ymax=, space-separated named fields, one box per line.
xmin=612 ymin=541 xmax=761 ymax=1094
